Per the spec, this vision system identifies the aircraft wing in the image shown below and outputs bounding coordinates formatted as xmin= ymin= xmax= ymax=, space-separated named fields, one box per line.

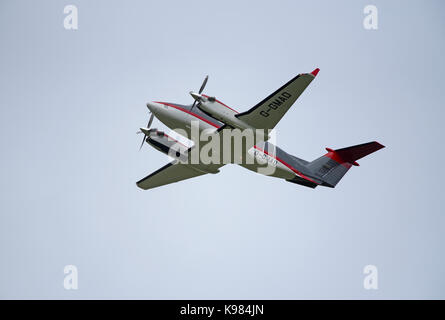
xmin=235 ymin=69 xmax=319 ymax=130
xmin=136 ymin=161 xmax=223 ymax=190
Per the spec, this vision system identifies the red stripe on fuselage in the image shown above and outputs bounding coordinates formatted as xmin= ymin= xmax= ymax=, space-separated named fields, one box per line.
xmin=254 ymin=146 xmax=320 ymax=184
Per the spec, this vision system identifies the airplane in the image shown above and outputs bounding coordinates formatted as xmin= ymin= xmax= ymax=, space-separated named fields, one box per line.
xmin=136 ymin=68 xmax=384 ymax=190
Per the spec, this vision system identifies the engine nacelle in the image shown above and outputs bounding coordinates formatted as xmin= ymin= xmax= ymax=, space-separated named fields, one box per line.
xmin=145 ymin=129 xmax=189 ymax=162
xmin=196 ymin=95 xmax=250 ymax=130
xmin=189 ymin=92 xmax=269 ymax=141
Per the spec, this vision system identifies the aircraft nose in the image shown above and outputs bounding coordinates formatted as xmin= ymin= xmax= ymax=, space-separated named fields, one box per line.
xmin=147 ymin=102 xmax=164 ymax=114
xmin=146 ymin=102 xmax=156 ymax=112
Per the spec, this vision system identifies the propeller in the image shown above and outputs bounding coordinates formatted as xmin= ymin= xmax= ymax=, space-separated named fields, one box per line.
xmin=137 ymin=112 xmax=154 ymax=150
xmin=190 ymin=75 xmax=208 ymax=110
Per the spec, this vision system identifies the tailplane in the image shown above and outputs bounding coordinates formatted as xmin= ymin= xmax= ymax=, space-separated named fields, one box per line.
xmin=307 ymin=141 xmax=385 ymax=187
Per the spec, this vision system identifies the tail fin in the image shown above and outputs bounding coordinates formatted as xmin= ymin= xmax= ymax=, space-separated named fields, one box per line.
xmin=307 ymin=141 xmax=385 ymax=187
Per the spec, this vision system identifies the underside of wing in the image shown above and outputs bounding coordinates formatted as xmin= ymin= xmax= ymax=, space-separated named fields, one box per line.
xmin=235 ymin=69 xmax=319 ymax=130
xmin=136 ymin=161 xmax=222 ymax=190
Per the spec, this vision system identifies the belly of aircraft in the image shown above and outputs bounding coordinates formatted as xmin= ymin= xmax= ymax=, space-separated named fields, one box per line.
xmin=240 ymin=163 xmax=295 ymax=179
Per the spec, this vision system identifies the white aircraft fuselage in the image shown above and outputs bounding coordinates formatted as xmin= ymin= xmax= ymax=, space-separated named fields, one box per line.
xmin=136 ymin=70 xmax=384 ymax=190
xmin=145 ymin=99 xmax=299 ymax=181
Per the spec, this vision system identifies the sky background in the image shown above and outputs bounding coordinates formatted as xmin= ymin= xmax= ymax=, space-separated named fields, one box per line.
xmin=0 ymin=0 xmax=444 ymax=299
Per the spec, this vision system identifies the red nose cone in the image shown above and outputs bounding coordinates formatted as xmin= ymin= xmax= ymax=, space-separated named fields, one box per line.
xmin=311 ymin=68 xmax=320 ymax=77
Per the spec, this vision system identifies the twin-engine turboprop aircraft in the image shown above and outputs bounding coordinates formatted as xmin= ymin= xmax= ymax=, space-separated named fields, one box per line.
xmin=136 ymin=68 xmax=384 ymax=190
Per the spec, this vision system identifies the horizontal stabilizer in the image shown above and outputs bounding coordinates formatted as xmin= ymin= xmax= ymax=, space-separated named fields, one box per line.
xmin=325 ymin=141 xmax=385 ymax=166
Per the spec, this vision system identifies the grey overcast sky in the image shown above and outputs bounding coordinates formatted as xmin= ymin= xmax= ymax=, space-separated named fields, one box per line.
xmin=0 ymin=0 xmax=444 ymax=299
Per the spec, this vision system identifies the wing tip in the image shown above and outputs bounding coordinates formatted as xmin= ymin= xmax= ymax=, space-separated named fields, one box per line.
xmin=136 ymin=181 xmax=148 ymax=190
xmin=311 ymin=68 xmax=320 ymax=77
xmin=374 ymin=141 xmax=385 ymax=149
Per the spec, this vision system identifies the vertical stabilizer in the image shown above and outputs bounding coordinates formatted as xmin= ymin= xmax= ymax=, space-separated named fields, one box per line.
xmin=306 ymin=141 xmax=385 ymax=187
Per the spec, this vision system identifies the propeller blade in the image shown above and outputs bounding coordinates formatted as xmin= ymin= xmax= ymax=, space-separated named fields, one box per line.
xmin=139 ymin=134 xmax=146 ymax=150
xmin=147 ymin=112 xmax=154 ymax=128
xmin=198 ymin=75 xmax=208 ymax=94
xmin=191 ymin=75 xmax=208 ymax=111
xmin=139 ymin=112 xmax=155 ymax=151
